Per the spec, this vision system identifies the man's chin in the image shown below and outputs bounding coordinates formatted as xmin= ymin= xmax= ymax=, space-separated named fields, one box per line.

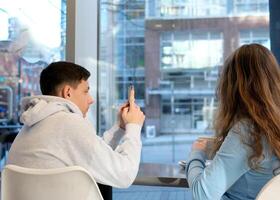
xmin=83 ymin=109 xmax=89 ymax=118
xmin=82 ymin=112 xmax=87 ymax=118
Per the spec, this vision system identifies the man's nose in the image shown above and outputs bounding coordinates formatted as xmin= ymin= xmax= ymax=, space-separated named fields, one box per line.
xmin=88 ymin=96 xmax=94 ymax=104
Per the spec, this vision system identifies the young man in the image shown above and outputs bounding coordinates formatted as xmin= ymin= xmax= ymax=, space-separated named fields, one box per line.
xmin=7 ymin=61 xmax=145 ymax=188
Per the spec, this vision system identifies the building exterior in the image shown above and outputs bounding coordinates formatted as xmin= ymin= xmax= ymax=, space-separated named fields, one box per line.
xmin=99 ymin=0 xmax=146 ymax=132
xmin=100 ymin=0 xmax=269 ymax=136
xmin=0 ymin=0 xmax=66 ymax=127
xmin=144 ymin=0 xmax=269 ymax=135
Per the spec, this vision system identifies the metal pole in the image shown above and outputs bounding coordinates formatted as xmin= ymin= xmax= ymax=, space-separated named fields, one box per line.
xmin=171 ymin=81 xmax=175 ymax=163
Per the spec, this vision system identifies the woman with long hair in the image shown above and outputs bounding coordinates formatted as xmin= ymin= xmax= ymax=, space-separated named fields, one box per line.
xmin=186 ymin=44 xmax=280 ymax=200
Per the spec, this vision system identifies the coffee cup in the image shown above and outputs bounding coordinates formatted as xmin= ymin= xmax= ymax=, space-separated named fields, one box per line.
xmin=197 ymin=135 xmax=216 ymax=159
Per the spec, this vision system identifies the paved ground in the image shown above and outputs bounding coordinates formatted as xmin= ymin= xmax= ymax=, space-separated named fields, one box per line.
xmin=113 ymin=186 xmax=193 ymax=200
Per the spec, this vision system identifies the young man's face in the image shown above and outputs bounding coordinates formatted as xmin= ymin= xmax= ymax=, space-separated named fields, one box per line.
xmin=68 ymin=80 xmax=94 ymax=117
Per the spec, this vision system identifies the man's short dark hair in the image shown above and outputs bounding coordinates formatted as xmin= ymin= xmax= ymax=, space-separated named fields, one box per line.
xmin=40 ymin=61 xmax=90 ymax=95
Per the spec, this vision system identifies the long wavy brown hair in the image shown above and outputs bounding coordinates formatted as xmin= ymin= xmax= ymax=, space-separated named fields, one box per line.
xmin=212 ymin=43 xmax=280 ymax=169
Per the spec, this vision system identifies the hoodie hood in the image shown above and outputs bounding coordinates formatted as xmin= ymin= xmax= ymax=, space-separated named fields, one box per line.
xmin=20 ymin=95 xmax=83 ymax=127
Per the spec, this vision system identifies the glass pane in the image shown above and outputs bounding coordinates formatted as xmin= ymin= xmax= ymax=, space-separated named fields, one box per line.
xmin=0 ymin=0 xmax=66 ymax=130
xmin=98 ymin=0 xmax=270 ymax=199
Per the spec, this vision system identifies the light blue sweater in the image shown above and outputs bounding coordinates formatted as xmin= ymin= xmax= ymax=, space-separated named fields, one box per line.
xmin=186 ymin=122 xmax=280 ymax=200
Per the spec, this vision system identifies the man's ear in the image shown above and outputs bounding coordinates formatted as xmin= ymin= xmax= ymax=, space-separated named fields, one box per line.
xmin=61 ymin=85 xmax=72 ymax=99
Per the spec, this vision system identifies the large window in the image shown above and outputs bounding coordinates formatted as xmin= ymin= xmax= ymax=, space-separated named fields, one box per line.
xmin=0 ymin=0 xmax=66 ymax=128
xmin=99 ymin=0 xmax=270 ymax=199
xmin=0 ymin=0 xmax=273 ymax=199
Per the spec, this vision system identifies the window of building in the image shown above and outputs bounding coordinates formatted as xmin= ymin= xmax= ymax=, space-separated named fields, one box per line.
xmin=160 ymin=31 xmax=223 ymax=69
xmin=233 ymin=0 xmax=269 ymax=15
xmin=147 ymin=0 xmax=227 ymax=18
xmin=240 ymin=29 xmax=270 ymax=49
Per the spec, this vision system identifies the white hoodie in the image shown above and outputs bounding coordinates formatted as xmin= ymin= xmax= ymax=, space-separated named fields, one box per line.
xmin=7 ymin=95 xmax=142 ymax=188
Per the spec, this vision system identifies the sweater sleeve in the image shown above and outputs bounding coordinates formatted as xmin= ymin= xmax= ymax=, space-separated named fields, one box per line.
xmin=186 ymin=126 xmax=250 ymax=200
xmin=64 ymin=117 xmax=142 ymax=188
xmin=102 ymin=124 xmax=125 ymax=150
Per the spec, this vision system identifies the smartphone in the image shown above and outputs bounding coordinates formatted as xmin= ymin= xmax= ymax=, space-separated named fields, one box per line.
xmin=128 ymin=85 xmax=135 ymax=104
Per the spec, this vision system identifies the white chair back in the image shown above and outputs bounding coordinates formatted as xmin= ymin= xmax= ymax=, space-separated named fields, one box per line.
xmin=256 ymin=174 xmax=280 ymax=200
xmin=1 ymin=165 xmax=103 ymax=200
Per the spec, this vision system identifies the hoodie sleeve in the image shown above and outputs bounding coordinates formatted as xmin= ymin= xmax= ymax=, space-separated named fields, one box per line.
xmin=102 ymin=124 xmax=126 ymax=150
xmin=63 ymin=115 xmax=142 ymax=188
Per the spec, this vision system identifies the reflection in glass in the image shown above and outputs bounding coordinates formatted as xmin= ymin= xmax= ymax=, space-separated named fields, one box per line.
xmin=99 ymin=0 xmax=269 ymax=164
xmin=0 ymin=0 xmax=66 ymax=126
xmin=99 ymin=0 xmax=270 ymax=199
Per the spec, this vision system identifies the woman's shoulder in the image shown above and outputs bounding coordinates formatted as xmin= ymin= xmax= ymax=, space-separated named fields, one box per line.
xmin=230 ymin=120 xmax=252 ymax=137
xmin=227 ymin=120 xmax=254 ymax=147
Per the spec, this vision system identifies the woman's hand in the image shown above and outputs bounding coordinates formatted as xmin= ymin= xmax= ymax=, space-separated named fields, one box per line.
xmin=191 ymin=138 xmax=208 ymax=152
